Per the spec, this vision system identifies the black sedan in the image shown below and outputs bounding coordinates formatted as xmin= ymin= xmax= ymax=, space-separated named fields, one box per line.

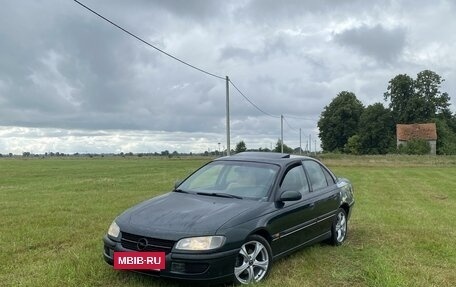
xmin=103 ymin=152 xmax=355 ymax=284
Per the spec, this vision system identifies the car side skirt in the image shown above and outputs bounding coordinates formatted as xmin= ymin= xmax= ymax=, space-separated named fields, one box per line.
xmin=272 ymin=231 xmax=331 ymax=260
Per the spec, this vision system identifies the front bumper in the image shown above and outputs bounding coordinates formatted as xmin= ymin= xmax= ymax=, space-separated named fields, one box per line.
xmin=103 ymin=235 xmax=238 ymax=282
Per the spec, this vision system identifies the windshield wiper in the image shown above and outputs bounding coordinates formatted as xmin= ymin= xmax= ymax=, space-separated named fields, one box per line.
xmin=173 ymin=188 xmax=189 ymax=194
xmin=196 ymin=192 xmax=243 ymax=199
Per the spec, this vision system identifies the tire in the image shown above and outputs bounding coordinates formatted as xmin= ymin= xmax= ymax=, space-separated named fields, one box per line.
xmin=330 ymin=208 xmax=348 ymax=246
xmin=233 ymin=235 xmax=272 ymax=285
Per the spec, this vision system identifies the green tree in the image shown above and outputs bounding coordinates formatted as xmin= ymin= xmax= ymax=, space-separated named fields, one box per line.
xmin=384 ymin=70 xmax=451 ymax=123
xmin=415 ymin=70 xmax=451 ymax=119
xmin=435 ymin=118 xmax=456 ymax=155
xmin=437 ymin=109 xmax=456 ymax=132
xmin=318 ymin=91 xmax=364 ymax=152
xmin=358 ymin=103 xmax=395 ymax=154
xmin=344 ymin=135 xmax=361 ymax=155
xmin=273 ymin=139 xmax=294 ymax=153
xmin=435 ymin=110 xmax=456 ymax=154
xmin=385 ymin=70 xmax=455 ymax=154
xmin=235 ymin=141 xmax=247 ymax=153
xmin=384 ymin=74 xmax=419 ymax=123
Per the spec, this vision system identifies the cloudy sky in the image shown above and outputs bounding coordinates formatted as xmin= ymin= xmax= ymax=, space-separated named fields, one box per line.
xmin=1 ymin=0 xmax=455 ymax=154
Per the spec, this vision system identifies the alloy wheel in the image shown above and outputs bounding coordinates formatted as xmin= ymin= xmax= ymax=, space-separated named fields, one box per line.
xmin=234 ymin=240 xmax=269 ymax=284
xmin=335 ymin=211 xmax=347 ymax=242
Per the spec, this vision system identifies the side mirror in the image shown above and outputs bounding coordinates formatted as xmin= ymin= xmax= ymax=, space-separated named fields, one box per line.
xmin=279 ymin=190 xmax=302 ymax=202
xmin=174 ymin=180 xmax=182 ymax=189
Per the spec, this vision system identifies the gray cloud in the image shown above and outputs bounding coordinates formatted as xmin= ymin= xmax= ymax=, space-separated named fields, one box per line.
xmin=333 ymin=24 xmax=406 ymax=63
xmin=221 ymin=46 xmax=257 ymax=62
xmin=242 ymin=0 xmax=391 ymax=23
xmin=149 ymin=0 xmax=224 ymax=20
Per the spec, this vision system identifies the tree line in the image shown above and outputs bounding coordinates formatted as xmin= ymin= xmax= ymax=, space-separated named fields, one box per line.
xmin=318 ymin=70 xmax=456 ymax=155
xmin=234 ymin=139 xmax=298 ymax=154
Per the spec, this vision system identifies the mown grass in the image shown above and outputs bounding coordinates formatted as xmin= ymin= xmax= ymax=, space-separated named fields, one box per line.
xmin=1 ymin=156 xmax=455 ymax=287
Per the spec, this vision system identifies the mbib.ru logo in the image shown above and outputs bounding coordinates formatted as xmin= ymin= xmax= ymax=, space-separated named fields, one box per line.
xmin=114 ymin=252 xmax=165 ymax=270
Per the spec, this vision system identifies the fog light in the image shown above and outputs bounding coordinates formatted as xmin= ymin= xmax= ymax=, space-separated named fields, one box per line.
xmin=171 ymin=262 xmax=186 ymax=273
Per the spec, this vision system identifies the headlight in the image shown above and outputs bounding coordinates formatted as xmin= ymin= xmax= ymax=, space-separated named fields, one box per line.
xmin=175 ymin=236 xmax=225 ymax=251
xmin=107 ymin=221 xmax=120 ymax=238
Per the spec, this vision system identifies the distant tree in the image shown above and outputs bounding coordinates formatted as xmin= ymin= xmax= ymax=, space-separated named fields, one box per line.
xmin=357 ymin=103 xmax=395 ymax=154
xmin=384 ymin=70 xmax=455 ymax=154
xmin=161 ymin=150 xmax=169 ymax=156
xmin=344 ymin=135 xmax=361 ymax=155
xmin=384 ymin=70 xmax=451 ymax=123
xmin=235 ymin=141 xmax=247 ymax=153
xmin=415 ymin=70 xmax=451 ymax=118
xmin=384 ymin=74 xmax=418 ymax=123
xmin=318 ymin=91 xmax=364 ymax=152
xmin=437 ymin=109 xmax=456 ymax=132
xmin=273 ymin=139 xmax=294 ymax=153
xmin=435 ymin=118 xmax=456 ymax=154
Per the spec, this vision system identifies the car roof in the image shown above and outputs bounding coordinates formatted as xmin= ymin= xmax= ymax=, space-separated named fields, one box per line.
xmin=214 ymin=152 xmax=315 ymax=167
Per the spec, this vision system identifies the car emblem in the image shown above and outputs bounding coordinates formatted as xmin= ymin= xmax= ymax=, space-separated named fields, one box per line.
xmin=137 ymin=238 xmax=148 ymax=251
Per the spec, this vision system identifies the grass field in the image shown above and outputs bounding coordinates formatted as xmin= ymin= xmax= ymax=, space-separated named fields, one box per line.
xmin=1 ymin=155 xmax=455 ymax=287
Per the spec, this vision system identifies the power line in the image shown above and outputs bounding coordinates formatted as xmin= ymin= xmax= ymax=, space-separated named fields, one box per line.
xmin=229 ymin=79 xmax=280 ymax=119
xmin=283 ymin=116 xmax=300 ymax=132
xmin=282 ymin=114 xmax=317 ymax=121
xmin=73 ymin=0 xmax=313 ymax=123
xmin=73 ymin=0 xmax=225 ymax=80
xmin=73 ymin=0 xmax=315 ymax=148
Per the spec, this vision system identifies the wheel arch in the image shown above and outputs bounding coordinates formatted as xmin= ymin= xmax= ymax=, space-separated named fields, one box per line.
xmin=250 ymin=228 xmax=272 ymax=244
xmin=340 ymin=202 xmax=350 ymax=217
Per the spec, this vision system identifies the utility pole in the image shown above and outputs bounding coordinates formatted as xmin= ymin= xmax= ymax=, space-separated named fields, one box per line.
xmin=280 ymin=115 xmax=284 ymax=153
xmin=299 ymin=128 xmax=302 ymax=155
xmin=226 ymin=76 xmax=230 ymax=156
xmin=309 ymin=134 xmax=311 ymax=154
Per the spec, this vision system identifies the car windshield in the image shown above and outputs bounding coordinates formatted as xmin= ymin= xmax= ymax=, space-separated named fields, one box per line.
xmin=178 ymin=161 xmax=279 ymax=200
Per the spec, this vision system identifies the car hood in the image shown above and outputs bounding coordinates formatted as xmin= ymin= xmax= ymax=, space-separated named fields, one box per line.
xmin=118 ymin=192 xmax=262 ymax=238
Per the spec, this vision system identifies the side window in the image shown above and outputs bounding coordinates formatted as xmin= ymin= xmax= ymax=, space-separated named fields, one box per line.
xmin=280 ymin=165 xmax=309 ymax=194
xmin=322 ymin=167 xmax=335 ymax=185
xmin=303 ymin=161 xmax=328 ymax=191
